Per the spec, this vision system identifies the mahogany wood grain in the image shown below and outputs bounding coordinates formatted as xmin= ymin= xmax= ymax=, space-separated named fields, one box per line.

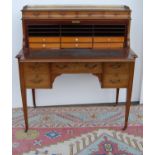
xmin=18 ymin=60 xmax=28 ymax=132
xmin=103 ymin=74 xmax=129 ymax=88
xmin=52 ymin=62 xmax=102 ymax=73
xmin=123 ymin=62 xmax=135 ymax=130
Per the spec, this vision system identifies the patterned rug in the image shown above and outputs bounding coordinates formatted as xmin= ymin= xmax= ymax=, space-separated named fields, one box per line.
xmin=12 ymin=105 xmax=143 ymax=155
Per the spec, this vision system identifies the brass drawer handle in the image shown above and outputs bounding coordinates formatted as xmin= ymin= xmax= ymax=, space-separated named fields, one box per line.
xmin=110 ymin=79 xmax=121 ymax=84
xmin=85 ymin=64 xmax=97 ymax=69
xmin=110 ymin=64 xmax=121 ymax=69
xmin=55 ymin=64 xmax=68 ymax=69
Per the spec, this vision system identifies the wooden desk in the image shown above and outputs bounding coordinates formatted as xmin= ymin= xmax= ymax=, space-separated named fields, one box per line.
xmin=17 ymin=48 xmax=137 ymax=131
xmin=16 ymin=5 xmax=137 ymax=132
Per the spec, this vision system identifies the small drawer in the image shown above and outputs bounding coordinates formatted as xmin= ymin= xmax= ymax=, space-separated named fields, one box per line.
xmin=24 ymin=63 xmax=49 ymax=74
xmin=25 ymin=74 xmax=51 ymax=88
xmin=103 ymin=74 xmax=129 ymax=88
xmin=29 ymin=43 xmax=60 ymax=49
xmin=93 ymin=43 xmax=124 ymax=49
xmin=29 ymin=37 xmax=60 ymax=43
xmin=23 ymin=11 xmax=49 ymax=19
xmin=48 ymin=12 xmax=63 ymax=18
xmin=104 ymin=62 xmax=129 ymax=74
xmin=61 ymin=37 xmax=92 ymax=43
xmin=49 ymin=12 xmax=77 ymax=18
xmin=94 ymin=37 xmax=124 ymax=43
xmin=52 ymin=62 xmax=102 ymax=73
xmin=61 ymin=43 xmax=92 ymax=48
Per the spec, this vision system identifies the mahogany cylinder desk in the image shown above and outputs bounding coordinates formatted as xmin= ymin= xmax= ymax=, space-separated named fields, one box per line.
xmin=16 ymin=5 xmax=137 ymax=132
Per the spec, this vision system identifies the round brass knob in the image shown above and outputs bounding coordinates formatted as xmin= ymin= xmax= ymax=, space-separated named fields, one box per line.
xmin=42 ymin=44 xmax=46 ymax=48
xmin=75 ymin=38 xmax=78 ymax=41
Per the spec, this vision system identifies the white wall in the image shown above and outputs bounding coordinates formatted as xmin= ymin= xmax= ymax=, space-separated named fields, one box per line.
xmin=12 ymin=0 xmax=143 ymax=107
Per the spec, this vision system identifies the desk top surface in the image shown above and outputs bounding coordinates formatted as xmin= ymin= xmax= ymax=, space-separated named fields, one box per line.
xmin=17 ymin=48 xmax=137 ymax=62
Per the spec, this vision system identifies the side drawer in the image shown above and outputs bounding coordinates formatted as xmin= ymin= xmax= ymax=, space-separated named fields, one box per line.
xmin=103 ymin=74 xmax=129 ymax=88
xmin=104 ymin=62 xmax=129 ymax=74
xmin=25 ymin=73 xmax=51 ymax=88
xmin=24 ymin=63 xmax=49 ymax=74
xmin=52 ymin=62 xmax=102 ymax=73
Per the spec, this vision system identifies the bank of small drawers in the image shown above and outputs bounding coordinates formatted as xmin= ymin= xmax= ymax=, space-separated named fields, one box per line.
xmin=28 ymin=36 xmax=124 ymax=49
xmin=103 ymin=62 xmax=130 ymax=88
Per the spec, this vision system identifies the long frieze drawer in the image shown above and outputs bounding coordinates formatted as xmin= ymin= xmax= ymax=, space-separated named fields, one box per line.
xmin=61 ymin=37 xmax=92 ymax=43
xmin=103 ymin=74 xmax=129 ymax=88
xmin=104 ymin=62 xmax=129 ymax=74
xmin=29 ymin=37 xmax=60 ymax=43
xmin=25 ymin=74 xmax=51 ymax=88
xmin=29 ymin=43 xmax=60 ymax=49
xmin=24 ymin=63 xmax=50 ymax=74
xmin=94 ymin=37 xmax=124 ymax=43
xmin=52 ymin=63 xmax=102 ymax=73
xmin=93 ymin=43 xmax=124 ymax=49
xmin=61 ymin=43 xmax=92 ymax=48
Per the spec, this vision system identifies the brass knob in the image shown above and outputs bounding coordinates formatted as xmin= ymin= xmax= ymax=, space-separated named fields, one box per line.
xmin=42 ymin=38 xmax=46 ymax=42
xmin=75 ymin=38 xmax=78 ymax=42
xmin=42 ymin=44 xmax=46 ymax=48
xmin=75 ymin=44 xmax=78 ymax=47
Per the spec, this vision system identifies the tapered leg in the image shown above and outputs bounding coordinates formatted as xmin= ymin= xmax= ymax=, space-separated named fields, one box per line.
xmin=123 ymin=62 xmax=135 ymax=130
xmin=21 ymin=86 xmax=28 ymax=132
xmin=18 ymin=61 xmax=28 ymax=132
xmin=115 ymin=88 xmax=119 ymax=106
xmin=123 ymin=88 xmax=132 ymax=130
xmin=32 ymin=89 xmax=36 ymax=108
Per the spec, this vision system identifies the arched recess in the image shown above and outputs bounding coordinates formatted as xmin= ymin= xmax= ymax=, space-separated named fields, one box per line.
xmin=50 ymin=73 xmax=103 ymax=88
